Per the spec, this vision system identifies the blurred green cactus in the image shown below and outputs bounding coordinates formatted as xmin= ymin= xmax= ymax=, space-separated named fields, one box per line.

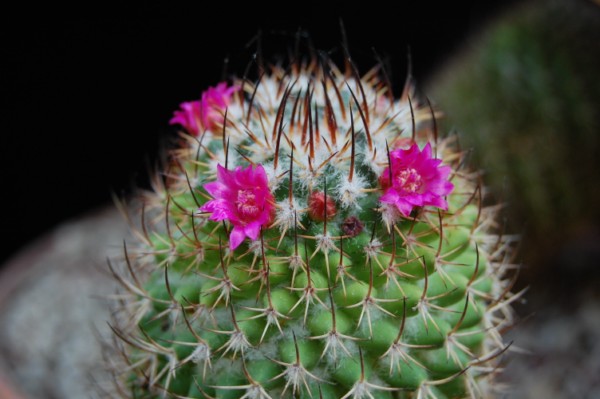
xmin=428 ymin=0 xmax=600 ymax=271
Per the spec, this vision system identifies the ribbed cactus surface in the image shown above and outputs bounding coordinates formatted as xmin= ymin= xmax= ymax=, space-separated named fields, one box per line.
xmin=110 ymin=59 xmax=517 ymax=399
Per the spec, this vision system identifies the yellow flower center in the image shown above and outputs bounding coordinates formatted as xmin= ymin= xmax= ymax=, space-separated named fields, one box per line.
xmin=396 ymin=168 xmax=422 ymax=193
xmin=236 ymin=189 xmax=260 ymax=217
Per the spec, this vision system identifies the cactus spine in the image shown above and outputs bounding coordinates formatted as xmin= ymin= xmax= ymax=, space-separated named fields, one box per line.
xmin=109 ymin=57 xmax=518 ymax=399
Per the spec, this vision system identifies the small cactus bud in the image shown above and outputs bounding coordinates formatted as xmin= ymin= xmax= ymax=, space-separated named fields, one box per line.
xmin=307 ymin=191 xmax=336 ymax=222
xmin=341 ymin=216 xmax=364 ymax=237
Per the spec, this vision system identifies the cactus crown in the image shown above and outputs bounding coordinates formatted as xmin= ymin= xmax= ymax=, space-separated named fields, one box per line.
xmin=109 ymin=54 xmax=518 ymax=399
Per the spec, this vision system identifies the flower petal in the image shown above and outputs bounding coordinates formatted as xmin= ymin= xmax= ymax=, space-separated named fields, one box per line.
xmin=244 ymin=221 xmax=261 ymax=241
xmin=203 ymin=181 xmax=227 ymax=197
xmin=395 ymin=199 xmax=415 ymax=216
xmin=229 ymin=227 xmax=246 ymax=250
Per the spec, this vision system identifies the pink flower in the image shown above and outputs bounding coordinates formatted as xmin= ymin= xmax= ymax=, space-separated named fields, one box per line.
xmin=379 ymin=143 xmax=454 ymax=216
xmin=169 ymin=82 xmax=239 ymax=136
xmin=200 ymin=164 xmax=274 ymax=250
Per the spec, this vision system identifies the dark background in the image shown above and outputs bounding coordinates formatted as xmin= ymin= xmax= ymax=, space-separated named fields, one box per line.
xmin=1 ymin=2 xmax=520 ymax=266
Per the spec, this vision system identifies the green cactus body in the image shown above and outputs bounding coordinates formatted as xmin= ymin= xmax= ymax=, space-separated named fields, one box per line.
xmin=111 ymin=59 xmax=517 ymax=398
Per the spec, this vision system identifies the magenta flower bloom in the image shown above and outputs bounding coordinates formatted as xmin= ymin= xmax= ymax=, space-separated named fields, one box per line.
xmin=169 ymin=82 xmax=239 ymax=136
xmin=379 ymin=143 xmax=454 ymax=216
xmin=200 ymin=164 xmax=275 ymax=250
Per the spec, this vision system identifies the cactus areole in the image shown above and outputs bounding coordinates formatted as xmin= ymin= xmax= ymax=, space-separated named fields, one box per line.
xmin=110 ymin=57 xmax=518 ymax=399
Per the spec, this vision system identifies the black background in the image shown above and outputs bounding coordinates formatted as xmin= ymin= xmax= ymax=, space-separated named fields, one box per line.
xmin=1 ymin=2 xmax=520 ymax=266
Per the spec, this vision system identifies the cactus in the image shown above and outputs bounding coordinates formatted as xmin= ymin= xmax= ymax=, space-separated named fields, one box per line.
xmin=109 ymin=56 xmax=518 ymax=399
xmin=427 ymin=0 xmax=600 ymax=272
